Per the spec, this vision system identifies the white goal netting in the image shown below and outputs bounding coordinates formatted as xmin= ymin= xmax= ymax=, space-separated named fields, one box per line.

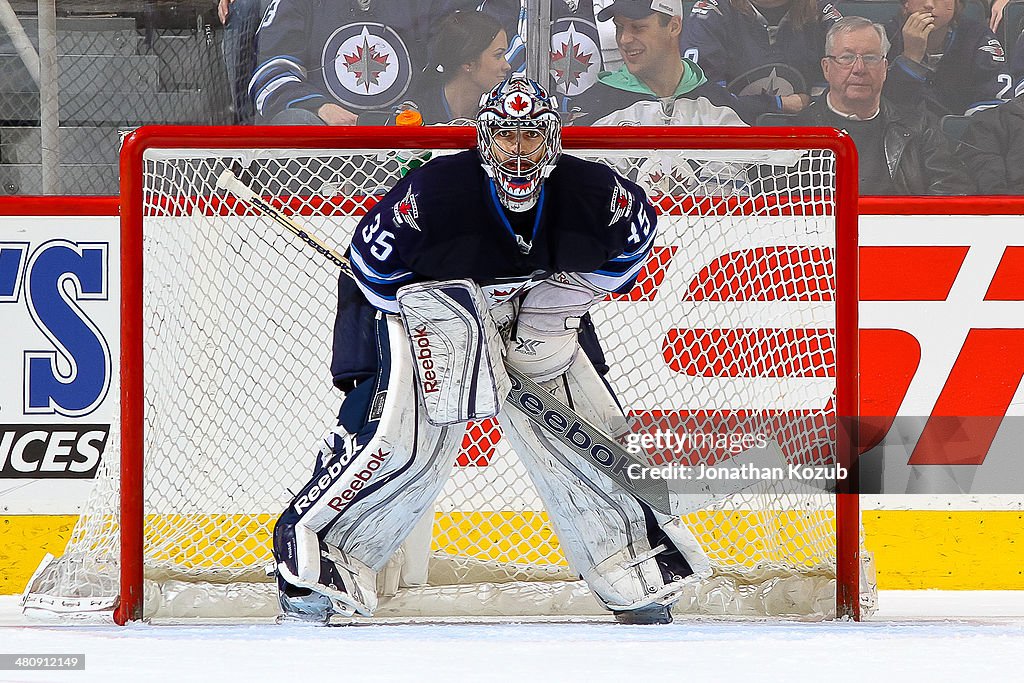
xmin=22 ymin=129 xmax=871 ymax=622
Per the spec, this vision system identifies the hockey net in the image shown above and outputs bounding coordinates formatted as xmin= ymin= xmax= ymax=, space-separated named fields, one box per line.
xmin=22 ymin=126 xmax=869 ymax=622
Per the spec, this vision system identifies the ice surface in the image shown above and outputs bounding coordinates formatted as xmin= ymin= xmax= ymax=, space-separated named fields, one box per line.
xmin=1 ymin=594 xmax=1023 ymax=683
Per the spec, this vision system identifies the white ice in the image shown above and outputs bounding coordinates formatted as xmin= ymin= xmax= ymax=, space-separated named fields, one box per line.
xmin=2 ymin=593 xmax=1023 ymax=683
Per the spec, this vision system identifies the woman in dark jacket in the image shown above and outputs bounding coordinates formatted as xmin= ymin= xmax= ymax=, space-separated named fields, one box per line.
xmin=413 ymin=10 xmax=512 ymax=123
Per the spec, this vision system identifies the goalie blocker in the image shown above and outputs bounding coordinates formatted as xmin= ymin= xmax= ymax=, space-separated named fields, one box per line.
xmin=274 ymin=280 xmax=710 ymax=622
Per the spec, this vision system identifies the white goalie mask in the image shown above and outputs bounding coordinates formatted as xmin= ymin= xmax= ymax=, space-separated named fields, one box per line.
xmin=476 ymin=76 xmax=562 ymax=212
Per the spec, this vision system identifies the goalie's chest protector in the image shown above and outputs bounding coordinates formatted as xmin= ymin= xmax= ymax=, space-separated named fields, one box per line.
xmin=394 ymin=150 xmax=635 ymax=282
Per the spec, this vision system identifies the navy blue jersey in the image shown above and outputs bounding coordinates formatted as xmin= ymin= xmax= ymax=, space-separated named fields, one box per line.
xmin=347 ymin=150 xmax=657 ymax=313
xmin=680 ymin=0 xmax=842 ymax=118
xmin=331 ymin=149 xmax=656 ymax=390
xmin=548 ymin=1 xmax=608 ymax=113
xmin=1012 ymin=30 xmax=1024 ymax=97
xmin=885 ymin=15 xmax=1011 ymax=115
xmin=250 ymin=0 xmax=474 ymax=121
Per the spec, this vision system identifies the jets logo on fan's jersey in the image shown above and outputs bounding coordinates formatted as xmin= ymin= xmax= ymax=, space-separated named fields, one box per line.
xmin=729 ymin=63 xmax=806 ymax=98
xmin=821 ymin=3 xmax=842 ymax=23
xmin=979 ymin=39 xmax=1006 ymax=62
xmin=393 ymin=185 xmax=421 ymax=231
xmin=609 ymin=179 xmax=634 ymax=225
xmin=691 ymin=0 xmax=722 ymax=17
xmin=550 ymin=19 xmax=601 ymax=98
xmin=321 ymin=22 xmax=412 ymax=109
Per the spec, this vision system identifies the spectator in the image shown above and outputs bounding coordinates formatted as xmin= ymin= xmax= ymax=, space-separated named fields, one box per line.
xmin=958 ymin=91 xmax=1024 ymax=192
xmin=571 ymin=0 xmax=753 ymax=124
xmin=680 ymin=0 xmax=842 ymax=119
xmin=1010 ymin=28 xmax=1024 ymax=95
xmin=571 ymin=0 xmax=752 ymax=194
xmin=219 ymin=0 xmax=266 ymax=124
xmin=885 ymin=0 xmax=1011 ymax=115
xmin=249 ymin=0 xmax=477 ymax=125
xmin=794 ymin=16 xmax=970 ymax=194
xmin=414 ymin=11 xmax=511 ymax=123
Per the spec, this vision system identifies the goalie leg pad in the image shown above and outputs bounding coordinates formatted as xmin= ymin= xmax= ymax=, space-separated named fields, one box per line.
xmin=275 ymin=520 xmax=377 ymax=617
xmin=397 ymin=279 xmax=511 ymax=426
xmin=552 ymin=357 xmax=713 ymax=581
xmin=275 ymin=315 xmax=465 ymax=616
xmin=499 ymin=352 xmax=710 ymax=611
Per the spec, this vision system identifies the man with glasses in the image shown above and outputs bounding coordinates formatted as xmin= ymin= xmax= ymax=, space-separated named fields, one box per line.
xmin=793 ymin=16 xmax=968 ymax=194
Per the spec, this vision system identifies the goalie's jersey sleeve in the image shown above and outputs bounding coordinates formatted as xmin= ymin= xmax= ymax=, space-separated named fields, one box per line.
xmin=346 ymin=149 xmax=657 ymax=314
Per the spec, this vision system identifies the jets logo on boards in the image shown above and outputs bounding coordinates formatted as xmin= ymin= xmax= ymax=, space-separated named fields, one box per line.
xmin=322 ymin=22 xmax=412 ymax=109
xmin=979 ymin=40 xmax=1006 ymax=62
xmin=550 ymin=19 xmax=601 ymax=98
xmin=393 ymin=185 xmax=421 ymax=231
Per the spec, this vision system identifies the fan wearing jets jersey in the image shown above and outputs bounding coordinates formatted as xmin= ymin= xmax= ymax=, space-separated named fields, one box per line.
xmin=272 ymin=75 xmax=711 ymax=626
xmin=248 ymin=0 xmax=518 ymax=125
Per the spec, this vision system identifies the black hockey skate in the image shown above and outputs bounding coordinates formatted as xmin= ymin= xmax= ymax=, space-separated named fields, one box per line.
xmin=613 ymin=604 xmax=673 ymax=625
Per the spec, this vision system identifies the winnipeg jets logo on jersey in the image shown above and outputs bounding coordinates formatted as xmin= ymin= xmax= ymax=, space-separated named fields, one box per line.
xmin=691 ymin=0 xmax=723 ymax=17
xmin=479 ymin=275 xmax=547 ymax=308
xmin=550 ymin=19 xmax=601 ymax=98
xmin=392 ymin=185 xmax=421 ymax=231
xmin=979 ymin=39 xmax=1006 ymax=62
xmin=821 ymin=2 xmax=842 ymax=23
xmin=730 ymin=64 xmax=803 ymax=97
xmin=322 ymin=23 xmax=412 ymax=109
xmin=609 ymin=179 xmax=634 ymax=225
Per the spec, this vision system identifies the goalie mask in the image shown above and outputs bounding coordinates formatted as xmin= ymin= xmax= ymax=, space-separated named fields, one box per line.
xmin=477 ymin=76 xmax=562 ymax=212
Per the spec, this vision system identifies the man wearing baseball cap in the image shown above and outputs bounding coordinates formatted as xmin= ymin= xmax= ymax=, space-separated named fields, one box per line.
xmin=597 ymin=0 xmax=686 ymax=22
xmin=573 ymin=0 xmax=756 ymax=124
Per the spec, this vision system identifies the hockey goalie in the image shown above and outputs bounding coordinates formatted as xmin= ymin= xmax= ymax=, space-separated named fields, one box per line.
xmin=273 ymin=75 xmax=711 ymax=625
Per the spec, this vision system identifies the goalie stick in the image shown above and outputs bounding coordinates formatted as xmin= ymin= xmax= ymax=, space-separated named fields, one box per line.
xmin=215 ymin=166 xmax=781 ymax=516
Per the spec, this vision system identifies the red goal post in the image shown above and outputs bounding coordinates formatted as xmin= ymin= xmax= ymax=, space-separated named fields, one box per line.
xmin=110 ymin=126 xmax=856 ymax=623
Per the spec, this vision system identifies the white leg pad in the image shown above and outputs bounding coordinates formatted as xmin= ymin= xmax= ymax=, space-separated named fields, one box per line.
xmin=283 ymin=316 xmax=466 ymax=616
xmin=561 ymin=356 xmax=713 ymax=582
xmin=500 ymin=352 xmax=712 ymax=611
xmin=656 ymin=513 xmax=713 ymax=580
